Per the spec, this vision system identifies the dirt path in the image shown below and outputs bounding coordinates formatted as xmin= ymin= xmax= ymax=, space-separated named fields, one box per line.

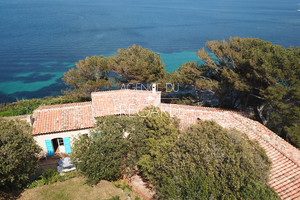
xmin=127 ymin=175 xmax=155 ymax=200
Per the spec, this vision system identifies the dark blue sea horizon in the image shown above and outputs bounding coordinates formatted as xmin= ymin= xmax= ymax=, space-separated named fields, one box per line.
xmin=0 ymin=0 xmax=299 ymax=103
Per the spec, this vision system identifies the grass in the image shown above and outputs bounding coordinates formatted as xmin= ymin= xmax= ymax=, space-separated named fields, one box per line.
xmin=19 ymin=177 xmax=143 ymax=200
xmin=27 ymin=169 xmax=77 ymax=189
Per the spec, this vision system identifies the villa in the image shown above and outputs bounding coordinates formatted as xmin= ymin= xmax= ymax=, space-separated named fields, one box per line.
xmin=31 ymin=89 xmax=161 ymax=155
xmin=29 ymin=89 xmax=300 ymax=199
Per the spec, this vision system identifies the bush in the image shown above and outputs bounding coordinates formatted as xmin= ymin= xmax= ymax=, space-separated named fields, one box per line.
xmin=71 ymin=107 xmax=179 ymax=183
xmin=71 ymin=116 xmax=144 ymax=183
xmin=114 ymin=180 xmax=132 ymax=191
xmin=138 ymin=120 xmax=279 ymax=199
xmin=241 ymin=180 xmax=280 ymax=200
xmin=0 ymin=99 xmax=43 ymax=117
xmin=0 ymin=95 xmax=90 ymax=117
xmin=28 ymin=169 xmax=77 ymax=188
xmin=0 ymin=119 xmax=41 ymax=190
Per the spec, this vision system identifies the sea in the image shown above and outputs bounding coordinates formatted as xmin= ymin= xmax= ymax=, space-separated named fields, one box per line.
xmin=0 ymin=0 xmax=299 ymax=103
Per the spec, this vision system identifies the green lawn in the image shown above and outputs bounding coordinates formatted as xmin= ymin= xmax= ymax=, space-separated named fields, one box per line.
xmin=19 ymin=177 xmax=143 ymax=200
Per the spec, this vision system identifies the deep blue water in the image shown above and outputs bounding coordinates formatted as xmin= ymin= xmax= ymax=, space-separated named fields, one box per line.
xmin=0 ymin=0 xmax=299 ymax=102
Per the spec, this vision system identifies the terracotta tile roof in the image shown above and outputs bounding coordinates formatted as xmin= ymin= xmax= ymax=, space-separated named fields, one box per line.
xmin=161 ymin=103 xmax=300 ymax=200
xmin=32 ymin=102 xmax=94 ymax=135
xmin=32 ymin=90 xmax=161 ymax=134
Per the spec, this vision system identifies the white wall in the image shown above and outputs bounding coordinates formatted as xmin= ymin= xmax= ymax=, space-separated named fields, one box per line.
xmin=34 ymin=129 xmax=90 ymax=155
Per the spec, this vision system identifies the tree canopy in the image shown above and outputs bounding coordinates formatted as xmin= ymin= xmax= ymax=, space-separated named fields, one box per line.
xmin=109 ymin=44 xmax=166 ymax=84
xmin=139 ymin=120 xmax=279 ymax=200
xmin=70 ymin=115 xmax=148 ymax=183
xmin=0 ymin=119 xmax=41 ymax=190
xmin=173 ymin=37 xmax=299 ymax=148
xmin=62 ymin=55 xmax=113 ymax=98
xmin=197 ymin=37 xmax=299 ymax=110
xmin=62 ymin=45 xmax=166 ymax=98
xmin=70 ymin=107 xmax=179 ymax=183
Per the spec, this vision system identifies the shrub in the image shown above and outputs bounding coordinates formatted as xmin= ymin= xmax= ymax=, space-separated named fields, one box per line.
xmin=71 ymin=116 xmax=143 ymax=183
xmin=114 ymin=180 xmax=132 ymax=191
xmin=28 ymin=169 xmax=77 ymax=188
xmin=138 ymin=120 xmax=279 ymax=199
xmin=71 ymin=107 xmax=179 ymax=184
xmin=241 ymin=180 xmax=280 ymax=200
xmin=0 ymin=119 xmax=41 ymax=190
xmin=0 ymin=99 xmax=43 ymax=117
xmin=0 ymin=95 xmax=90 ymax=117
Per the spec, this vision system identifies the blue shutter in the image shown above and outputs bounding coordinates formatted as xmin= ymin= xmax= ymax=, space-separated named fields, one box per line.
xmin=63 ymin=137 xmax=72 ymax=154
xmin=45 ymin=140 xmax=54 ymax=156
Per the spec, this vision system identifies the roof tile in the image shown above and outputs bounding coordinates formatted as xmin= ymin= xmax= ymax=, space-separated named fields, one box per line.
xmin=32 ymin=102 xmax=93 ymax=135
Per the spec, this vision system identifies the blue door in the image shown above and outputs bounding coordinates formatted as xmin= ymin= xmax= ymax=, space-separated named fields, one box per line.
xmin=63 ymin=137 xmax=72 ymax=154
xmin=45 ymin=140 xmax=54 ymax=156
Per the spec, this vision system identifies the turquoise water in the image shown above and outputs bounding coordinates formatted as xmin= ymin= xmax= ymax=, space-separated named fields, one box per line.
xmin=160 ymin=52 xmax=202 ymax=72
xmin=0 ymin=0 xmax=299 ymax=102
xmin=0 ymin=71 xmax=65 ymax=94
xmin=0 ymin=52 xmax=199 ymax=95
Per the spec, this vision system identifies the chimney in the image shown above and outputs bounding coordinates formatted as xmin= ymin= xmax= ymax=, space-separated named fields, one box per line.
xmin=152 ymin=83 xmax=156 ymax=93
